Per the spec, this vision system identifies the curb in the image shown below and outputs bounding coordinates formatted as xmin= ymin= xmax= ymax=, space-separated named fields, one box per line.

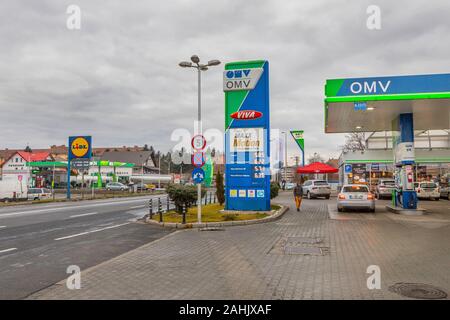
xmin=145 ymin=205 xmax=289 ymax=229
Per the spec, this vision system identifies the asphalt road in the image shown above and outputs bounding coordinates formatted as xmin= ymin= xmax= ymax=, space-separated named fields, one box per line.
xmin=0 ymin=195 xmax=172 ymax=299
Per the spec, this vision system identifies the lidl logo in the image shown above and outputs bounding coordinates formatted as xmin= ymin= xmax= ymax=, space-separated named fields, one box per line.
xmin=230 ymin=110 xmax=262 ymax=120
xmin=69 ymin=136 xmax=91 ymax=159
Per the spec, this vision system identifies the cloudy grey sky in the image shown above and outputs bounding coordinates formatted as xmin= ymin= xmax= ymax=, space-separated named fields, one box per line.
xmin=1 ymin=0 xmax=449 ymax=163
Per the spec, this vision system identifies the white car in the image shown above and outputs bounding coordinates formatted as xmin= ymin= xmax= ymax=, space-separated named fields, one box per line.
xmin=415 ymin=182 xmax=440 ymax=201
xmin=284 ymin=182 xmax=296 ymax=190
xmin=302 ymin=180 xmax=331 ymax=199
xmin=337 ymin=184 xmax=375 ymax=213
xmin=27 ymin=188 xmax=52 ymax=201
xmin=375 ymin=179 xmax=396 ymax=199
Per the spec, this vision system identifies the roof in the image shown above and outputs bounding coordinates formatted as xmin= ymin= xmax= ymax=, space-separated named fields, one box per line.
xmin=100 ymin=150 xmax=155 ymax=167
xmin=17 ymin=151 xmax=51 ymax=162
xmin=324 ymin=73 xmax=450 ymax=133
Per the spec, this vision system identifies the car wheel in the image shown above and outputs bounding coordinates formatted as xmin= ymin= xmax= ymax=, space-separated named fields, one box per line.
xmin=370 ymin=208 xmax=375 ymax=213
xmin=325 ymin=195 xmax=330 ymax=199
xmin=307 ymin=191 xmax=311 ymax=199
xmin=448 ymin=194 xmax=450 ymax=201
xmin=337 ymin=207 xmax=343 ymax=212
xmin=435 ymin=197 xmax=439 ymax=201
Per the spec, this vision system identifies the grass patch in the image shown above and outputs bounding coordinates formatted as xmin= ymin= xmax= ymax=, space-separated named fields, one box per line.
xmin=152 ymin=203 xmax=271 ymax=223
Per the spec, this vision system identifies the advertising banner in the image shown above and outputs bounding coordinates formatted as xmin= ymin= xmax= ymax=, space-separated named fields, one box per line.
xmin=224 ymin=60 xmax=270 ymax=211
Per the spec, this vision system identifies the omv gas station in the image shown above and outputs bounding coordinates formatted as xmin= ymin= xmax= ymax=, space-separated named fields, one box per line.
xmin=325 ymin=73 xmax=450 ymax=213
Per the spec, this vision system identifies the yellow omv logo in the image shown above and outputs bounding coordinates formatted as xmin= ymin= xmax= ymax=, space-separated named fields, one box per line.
xmin=71 ymin=137 xmax=89 ymax=158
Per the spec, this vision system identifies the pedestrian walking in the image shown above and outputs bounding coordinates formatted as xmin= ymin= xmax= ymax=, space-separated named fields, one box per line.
xmin=293 ymin=182 xmax=303 ymax=212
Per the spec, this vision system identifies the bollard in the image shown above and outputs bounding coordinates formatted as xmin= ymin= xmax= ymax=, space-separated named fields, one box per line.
xmin=158 ymin=197 xmax=163 ymax=223
xmin=149 ymin=199 xmax=153 ymax=219
xmin=209 ymin=192 xmax=212 ymax=204
xmin=167 ymin=196 xmax=170 ymax=212
xmin=214 ymin=194 xmax=216 ymax=203
xmin=182 ymin=203 xmax=186 ymax=224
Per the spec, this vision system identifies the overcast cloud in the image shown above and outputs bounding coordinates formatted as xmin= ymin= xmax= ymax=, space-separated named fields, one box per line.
xmin=1 ymin=0 xmax=449 ymax=163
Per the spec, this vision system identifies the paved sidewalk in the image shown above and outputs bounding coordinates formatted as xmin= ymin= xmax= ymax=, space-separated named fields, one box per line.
xmin=29 ymin=192 xmax=450 ymax=299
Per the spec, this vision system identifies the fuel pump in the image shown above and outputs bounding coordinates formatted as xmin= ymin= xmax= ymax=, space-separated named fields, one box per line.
xmin=399 ymin=164 xmax=417 ymax=209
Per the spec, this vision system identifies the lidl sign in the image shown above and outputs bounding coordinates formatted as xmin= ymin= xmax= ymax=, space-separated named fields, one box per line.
xmin=68 ymin=136 xmax=92 ymax=160
xmin=224 ymin=60 xmax=270 ymax=211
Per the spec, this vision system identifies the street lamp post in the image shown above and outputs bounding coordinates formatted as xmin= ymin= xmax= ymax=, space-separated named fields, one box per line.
xmin=179 ymin=55 xmax=220 ymax=224
xmin=281 ymin=131 xmax=288 ymax=186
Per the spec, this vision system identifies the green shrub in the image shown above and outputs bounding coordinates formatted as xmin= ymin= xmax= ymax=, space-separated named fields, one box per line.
xmin=166 ymin=184 xmax=206 ymax=214
xmin=215 ymin=170 xmax=225 ymax=205
xmin=270 ymin=181 xmax=280 ymax=199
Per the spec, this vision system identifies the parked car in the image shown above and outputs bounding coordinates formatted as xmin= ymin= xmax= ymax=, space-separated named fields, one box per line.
xmin=439 ymin=185 xmax=450 ymax=200
xmin=337 ymin=184 xmax=375 ymax=213
xmin=106 ymin=182 xmax=129 ymax=191
xmin=415 ymin=182 xmax=440 ymax=200
xmin=375 ymin=179 xmax=396 ymax=199
xmin=285 ymin=182 xmax=296 ymax=190
xmin=302 ymin=180 xmax=331 ymax=199
xmin=27 ymin=188 xmax=52 ymax=201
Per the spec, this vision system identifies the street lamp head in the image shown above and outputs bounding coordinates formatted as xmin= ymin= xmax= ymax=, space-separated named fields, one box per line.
xmin=207 ymin=59 xmax=221 ymax=66
xmin=200 ymin=65 xmax=209 ymax=71
xmin=190 ymin=55 xmax=200 ymax=64
xmin=179 ymin=61 xmax=192 ymax=68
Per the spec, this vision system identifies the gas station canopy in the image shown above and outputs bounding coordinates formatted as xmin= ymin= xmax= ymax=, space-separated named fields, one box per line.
xmin=324 ymin=73 xmax=450 ymax=133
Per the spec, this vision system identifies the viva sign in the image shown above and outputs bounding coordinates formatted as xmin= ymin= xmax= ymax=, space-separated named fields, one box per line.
xmin=224 ymin=60 xmax=270 ymax=211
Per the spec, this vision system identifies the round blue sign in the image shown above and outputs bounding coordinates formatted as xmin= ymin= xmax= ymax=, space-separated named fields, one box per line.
xmin=192 ymin=168 xmax=205 ymax=184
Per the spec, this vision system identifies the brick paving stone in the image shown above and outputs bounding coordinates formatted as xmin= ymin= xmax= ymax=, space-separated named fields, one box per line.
xmin=28 ymin=192 xmax=450 ymax=300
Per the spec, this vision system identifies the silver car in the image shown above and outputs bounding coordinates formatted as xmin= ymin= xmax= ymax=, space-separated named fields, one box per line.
xmin=106 ymin=182 xmax=129 ymax=191
xmin=337 ymin=184 xmax=375 ymax=213
xmin=302 ymin=180 xmax=331 ymax=199
xmin=375 ymin=179 xmax=396 ymax=199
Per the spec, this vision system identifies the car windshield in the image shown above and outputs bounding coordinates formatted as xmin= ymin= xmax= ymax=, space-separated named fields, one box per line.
xmin=314 ymin=181 xmax=328 ymax=186
xmin=28 ymin=189 xmax=39 ymax=194
xmin=343 ymin=186 xmax=369 ymax=193
xmin=381 ymin=181 xmax=395 ymax=186
xmin=421 ymin=183 xmax=437 ymax=188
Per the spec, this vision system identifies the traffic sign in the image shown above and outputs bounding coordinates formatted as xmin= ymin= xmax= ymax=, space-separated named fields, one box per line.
xmin=191 ymin=151 xmax=205 ymax=168
xmin=192 ymin=168 xmax=205 ymax=184
xmin=191 ymin=135 xmax=206 ymax=150
xmin=344 ymin=164 xmax=352 ymax=174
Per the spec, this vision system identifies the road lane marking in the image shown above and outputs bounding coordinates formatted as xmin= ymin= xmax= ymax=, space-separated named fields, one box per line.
xmin=69 ymin=212 xmax=99 ymax=218
xmin=0 ymin=196 xmax=167 ymax=219
xmin=0 ymin=226 xmax=6 ymax=229
xmin=130 ymin=205 xmax=145 ymax=209
xmin=0 ymin=248 xmax=17 ymax=254
xmin=54 ymin=222 xmax=131 ymax=241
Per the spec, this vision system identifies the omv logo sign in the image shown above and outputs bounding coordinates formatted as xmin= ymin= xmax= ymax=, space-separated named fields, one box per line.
xmin=225 ymin=69 xmax=251 ymax=79
xmin=223 ymin=68 xmax=263 ymax=92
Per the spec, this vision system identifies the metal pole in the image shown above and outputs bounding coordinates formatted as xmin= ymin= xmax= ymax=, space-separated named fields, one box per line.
xmin=197 ymin=67 xmax=202 ymax=224
xmin=158 ymin=157 xmax=161 ymax=189
xmin=66 ymin=160 xmax=71 ymax=199
xmin=284 ymin=132 xmax=287 ymax=182
xmin=52 ymin=163 xmax=55 ymax=200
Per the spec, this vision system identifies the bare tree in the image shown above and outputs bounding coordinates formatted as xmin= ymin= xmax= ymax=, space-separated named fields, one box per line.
xmin=341 ymin=132 xmax=366 ymax=152
xmin=307 ymin=152 xmax=325 ymax=164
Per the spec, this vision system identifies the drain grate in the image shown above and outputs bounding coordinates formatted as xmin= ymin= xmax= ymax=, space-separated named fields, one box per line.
xmin=389 ymin=283 xmax=448 ymax=300
xmin=286 ymin=236 xmax=322 ymax=244
xmin=284 ymin=246 xmax=322 ymax=255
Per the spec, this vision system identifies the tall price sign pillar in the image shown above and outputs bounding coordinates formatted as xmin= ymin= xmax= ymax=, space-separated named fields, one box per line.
xmin=224 ymin=60 xmax=271 ymax=211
